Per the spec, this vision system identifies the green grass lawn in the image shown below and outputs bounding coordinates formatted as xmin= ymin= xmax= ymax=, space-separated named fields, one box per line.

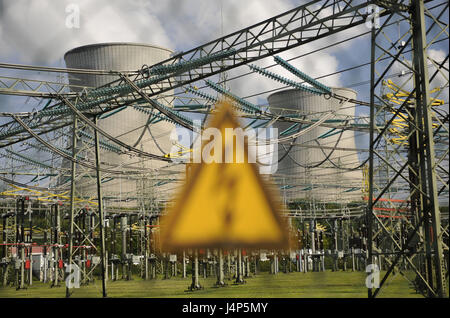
xmin=0 ymin=270 xmax=424 ymax=298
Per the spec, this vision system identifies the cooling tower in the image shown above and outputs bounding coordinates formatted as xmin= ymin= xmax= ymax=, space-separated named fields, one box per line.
xmin=63 ymin=43 xmax=178 ymax=208
xmin=268 ymin=88 xmax=363 ymax=203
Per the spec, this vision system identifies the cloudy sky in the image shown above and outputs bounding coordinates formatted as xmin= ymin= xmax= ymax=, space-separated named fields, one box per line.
xmin=0 ymin=0 xmax=365 ymax=101
xmin=0 ymin=0 xmax=335 ymax=64
xmin=0 ymin=0 xmax=448 ymax=137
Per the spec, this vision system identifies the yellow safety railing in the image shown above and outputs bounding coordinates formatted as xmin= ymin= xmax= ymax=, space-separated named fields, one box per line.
xmin=382 ymin=80 xmax=444 ymax=145
xmin=0 ymin=184 xmax=98 ymax=206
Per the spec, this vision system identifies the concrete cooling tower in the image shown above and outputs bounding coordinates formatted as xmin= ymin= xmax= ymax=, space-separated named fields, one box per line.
xmin=63 ymin=43 xmax=178 ymax=208
xmin=268 ymin=88 xmax=363 ymax=203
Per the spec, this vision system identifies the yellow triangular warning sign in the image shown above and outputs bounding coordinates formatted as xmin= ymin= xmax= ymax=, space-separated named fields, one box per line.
xmin=161 ymin=101 xmax=289 ymax=250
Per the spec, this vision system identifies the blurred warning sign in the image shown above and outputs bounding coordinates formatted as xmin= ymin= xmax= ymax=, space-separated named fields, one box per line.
xmin=161 ymin=101 xmax=288 ymax=250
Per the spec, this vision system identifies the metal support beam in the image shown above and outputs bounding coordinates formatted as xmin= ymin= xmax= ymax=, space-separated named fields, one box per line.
xmin=94 ymin=115 xmax=108 ymax=298
xmin=411 ymin=0 xmax=446 ymax=297
xmin=65 ymin=116 xmax=77 ymax=298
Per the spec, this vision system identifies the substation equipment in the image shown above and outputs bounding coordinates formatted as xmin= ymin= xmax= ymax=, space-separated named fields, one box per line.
xmin=0 ymin=0 xmax=448 ymax=298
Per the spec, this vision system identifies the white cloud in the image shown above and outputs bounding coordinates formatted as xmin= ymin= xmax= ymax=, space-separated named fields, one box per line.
xmin=0 ymin=0 xmax=371 ymax=105
xmin=0 ymin=0 xmax=172 ymax=64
